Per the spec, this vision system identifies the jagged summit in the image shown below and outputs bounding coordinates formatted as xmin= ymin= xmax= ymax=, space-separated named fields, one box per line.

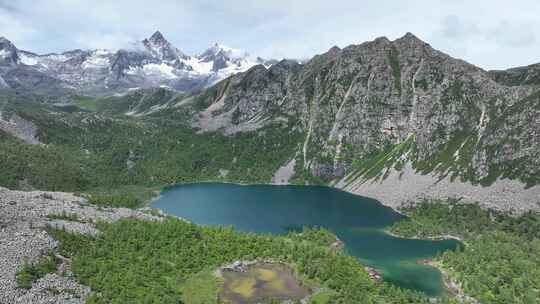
xmin=148 ymin=31 xmax=166 ymax=44
xmin=0 ymin=37 xmax=19 ymax=66
xmin=196 ymin=43 xmax=255 ymax=72
xmin=372 ymin=36 xmax=391 ymax=44
xmin=199 ymin=43 xmax=226 ymax=63
xmin=399 ymin=32 xmax=423 ymax=41
xmin=142 ymin=30 xmax=187 ymax=61
xmin=328 ymin=46 xmax=341 ymax=54
xmin=199 ymin=43 xmax=249 ymax=59
xmin=201 ymin=43 xmax=221 ymax=55
xmin=0 ymin=36 xmax=13 ymax=44
xmin=0 ymin=37 xmax=17 ymax=50
xmin=268 ymin=58 xmax=302 ymax=72
xmin=394 ymin=32 xmax=430 ymax=49
xmin=361 ymin=32 xmax=425 ymax=46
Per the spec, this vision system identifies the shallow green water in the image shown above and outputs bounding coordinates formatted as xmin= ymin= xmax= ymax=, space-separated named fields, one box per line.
xmin=152 ymin=183 xmax=460 ymax=296
xmin=220 ymin=263 xmax=309 ymax=304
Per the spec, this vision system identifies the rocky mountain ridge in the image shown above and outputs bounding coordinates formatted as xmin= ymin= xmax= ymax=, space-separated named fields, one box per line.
xmin=0 ymin=31 xmax=271 ymax=96
xmin=167 ymin=32 xmax=540 ymax=210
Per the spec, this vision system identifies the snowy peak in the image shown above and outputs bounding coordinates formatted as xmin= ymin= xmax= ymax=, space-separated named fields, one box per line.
xmin=0 ymin=37 xmax=19 ymax=66
xmin=199 ymin=43 xmax=249 ymax=61
xmin=199 ymin=43 xmax=223 ymax=62
xmin=148 ymin=31 xmax=166 ymax=44
xmin=142 ymin=31 xmax=187 ymax=62
xmin=198 ymin=43 xmax=253 ymax=72
xmin=0 ymin=37 xmax=15 ymax=49
xmin=0 ymin=33 xmax=272 ymax=95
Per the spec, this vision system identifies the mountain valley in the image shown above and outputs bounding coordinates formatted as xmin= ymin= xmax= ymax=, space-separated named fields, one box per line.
xmin=1 ymin=30 xmax=539 ymax=304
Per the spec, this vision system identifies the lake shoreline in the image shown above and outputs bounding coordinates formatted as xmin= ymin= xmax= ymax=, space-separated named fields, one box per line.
xmin=151 ymin=182 xmax=461 ymax=296
xmin=146 ymin=182 xmax=468 ymax=248
xmin=144 ymin=180 xmax=407 ymax=214
xmin=383 ymin=229 xmax=464 ymax=242
xmin=144 ymin=178 xmax=530 ymax=220
xmin=419 ymin=260 xmax=478 ymax=303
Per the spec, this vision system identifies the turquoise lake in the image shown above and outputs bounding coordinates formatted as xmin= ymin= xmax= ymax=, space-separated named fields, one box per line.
xmin=152 ymin=183 xmax=460 ymax=296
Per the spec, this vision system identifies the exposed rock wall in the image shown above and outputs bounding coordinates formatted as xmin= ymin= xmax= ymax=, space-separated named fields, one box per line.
xmin=184 ymin=33 xmax=540 ymax=211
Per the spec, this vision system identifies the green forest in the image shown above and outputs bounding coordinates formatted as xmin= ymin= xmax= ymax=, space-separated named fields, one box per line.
xmin=0 ymin=99 xmax=304 ymax=205
xmin=390 ymin=202 xmax=540 ymax=304
xmin=46 ymin=221 xmax=439 ymax=304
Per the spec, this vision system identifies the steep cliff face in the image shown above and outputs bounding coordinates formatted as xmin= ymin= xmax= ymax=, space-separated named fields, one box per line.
xmin=186 ymin=33 xmax=540 ymax=188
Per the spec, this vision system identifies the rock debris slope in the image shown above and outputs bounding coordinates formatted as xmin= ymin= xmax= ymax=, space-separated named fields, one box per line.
xmin=0 ymin=187 xmax=160 ymax=304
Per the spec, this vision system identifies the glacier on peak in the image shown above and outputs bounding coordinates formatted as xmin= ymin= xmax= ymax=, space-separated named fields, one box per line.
xmin=0 ymin=31 xmax=272 ymax=95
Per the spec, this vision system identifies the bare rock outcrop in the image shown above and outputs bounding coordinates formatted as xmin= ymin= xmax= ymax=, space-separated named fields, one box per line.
xmin=0 ymin=187 xmax=161 ymax=304
xmin=0 ymin=114 xmax=41 ymax=145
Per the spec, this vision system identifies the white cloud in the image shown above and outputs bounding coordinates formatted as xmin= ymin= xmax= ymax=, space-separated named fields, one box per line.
xmin=487 ymin=21 xmax=537 ymax=47
xmin=0 ymin=0 xmax=539 ymax=69
xmin=440 ymin=15 xmax=479 ymax=40
xmin=0 ymin=7 xmax=37 ymax=45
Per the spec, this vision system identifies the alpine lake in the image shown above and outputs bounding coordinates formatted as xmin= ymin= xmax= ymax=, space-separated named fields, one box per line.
xmin=153 ymin=183 xmax=460 ymax=300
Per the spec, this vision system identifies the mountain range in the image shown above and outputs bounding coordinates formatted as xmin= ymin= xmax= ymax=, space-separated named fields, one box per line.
xmin=0 ymin=28 xmax=539 ymax=304
xmin=0 ymin=31 xmax=274 ymax=96
xmin=0 ymin=31 xmax=539 ymax=212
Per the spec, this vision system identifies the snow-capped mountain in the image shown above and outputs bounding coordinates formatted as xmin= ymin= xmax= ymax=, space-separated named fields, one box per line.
xmin=0 ymin=31 xmax=270 ymax=96
xmin=142 ymin=31 xmax=188 ymax=63
xmin=0 ymin=37 xmax=20 ymax=66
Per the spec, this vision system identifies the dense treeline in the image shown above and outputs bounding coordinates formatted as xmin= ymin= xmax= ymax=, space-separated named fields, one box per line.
xmin=0 ymin=101 xmax=303 ymax=205
xmin=391 ymin=200 xmax=540 ymax=240
xmin=48 ymin=219 xmax=433 ymax=304
xmin=390 ymin=201 xmax=540 ymax=304
xmin=0 ymin=133 xmax=88 ymax=191
xmin=288 ymin=226 xmax=339 ymax=247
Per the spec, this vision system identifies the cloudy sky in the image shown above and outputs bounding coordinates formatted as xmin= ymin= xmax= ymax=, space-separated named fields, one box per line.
xmin=1 ymin=0 xmax=538 ymax=70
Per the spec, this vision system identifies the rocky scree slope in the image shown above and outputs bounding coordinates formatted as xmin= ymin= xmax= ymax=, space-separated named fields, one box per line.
xmin=0 ymin=31 xmax=271 ymax=96
xmin=0 ymin=187 xmax=161 ymax=304
xmin=172 ymin=33 xmax=540 ymax=211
